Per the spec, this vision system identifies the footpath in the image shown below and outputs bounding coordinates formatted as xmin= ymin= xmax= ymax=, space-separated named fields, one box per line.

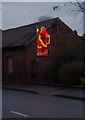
xmin=2 ymin=83 xmax=85 ymax=101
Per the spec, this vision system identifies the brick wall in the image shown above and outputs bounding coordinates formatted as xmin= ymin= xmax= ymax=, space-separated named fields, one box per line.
xmin=2 ymin=48 xmax=27 ymax=84
xmin=25 ymin=22 xmax=84 ymax=83
xmin=2 ymin=19 xmax=84 ymax=84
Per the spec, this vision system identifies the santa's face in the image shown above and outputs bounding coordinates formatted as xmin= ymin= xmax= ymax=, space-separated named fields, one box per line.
xmin=41 ymin=27 xmax=46 ymax=32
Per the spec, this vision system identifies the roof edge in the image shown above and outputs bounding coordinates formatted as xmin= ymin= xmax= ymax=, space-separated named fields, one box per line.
xmin=3 ymin=17 xmax=59 ymax=32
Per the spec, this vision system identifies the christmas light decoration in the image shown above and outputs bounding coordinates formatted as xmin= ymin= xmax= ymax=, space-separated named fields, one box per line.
xmin=37 ymin=26 xmax=50 ymax=56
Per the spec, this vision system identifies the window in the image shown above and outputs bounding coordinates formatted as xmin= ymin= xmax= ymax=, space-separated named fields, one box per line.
xmin=6 ymin=56 xmax=13 ymax=73
xmin=31 ymin=60 xmax=38 ymax=76
xmin=37 ymin=26 xmax=50 ymax=56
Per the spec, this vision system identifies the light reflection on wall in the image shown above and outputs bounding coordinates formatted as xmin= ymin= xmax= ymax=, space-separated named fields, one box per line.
xmin=37 ymin=26 xmax=50 ymax=56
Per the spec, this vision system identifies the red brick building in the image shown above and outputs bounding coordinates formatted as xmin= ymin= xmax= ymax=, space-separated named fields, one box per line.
xmin=2 ymin=17 xmax=84 ymax=84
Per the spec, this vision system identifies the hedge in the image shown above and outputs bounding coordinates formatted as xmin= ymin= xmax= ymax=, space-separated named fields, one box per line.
xmin=57 ymin=61 xmax=85 ymax=85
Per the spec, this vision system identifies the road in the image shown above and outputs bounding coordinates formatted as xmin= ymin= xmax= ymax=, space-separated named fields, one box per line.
xmin=2 ymin=89 xmax=84 ymax=118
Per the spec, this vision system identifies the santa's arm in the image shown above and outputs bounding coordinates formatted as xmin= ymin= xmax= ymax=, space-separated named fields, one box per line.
xmin=39 ymin=35 xmax=47 ymax=48
xmin=46 ymin=34 xmax=50 ymax=45
xmin=37 ymin=28 xmax=39 ymax=33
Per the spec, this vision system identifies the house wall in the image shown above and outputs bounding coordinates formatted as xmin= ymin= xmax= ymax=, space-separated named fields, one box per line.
xmin=2 ymin=48 xmax=27 ymax=84
xmin=25 ymin=21 xmax=84 ymax=83
xmin=2 ymin=20 xmax=84 ymax=84
xmin=25 ymin=40 xmax=51 ymax=83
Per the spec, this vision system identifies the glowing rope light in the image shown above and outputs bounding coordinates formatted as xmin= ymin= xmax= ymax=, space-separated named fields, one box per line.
xmin=37 ymin=26 xmax=50 ymax=56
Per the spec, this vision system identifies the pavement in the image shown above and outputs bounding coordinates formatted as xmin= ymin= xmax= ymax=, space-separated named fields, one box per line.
xmin=2 ymin=83 xmax=85 ymax=101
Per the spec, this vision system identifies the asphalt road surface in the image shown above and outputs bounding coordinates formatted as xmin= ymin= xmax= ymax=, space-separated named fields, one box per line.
xmin=2 ymin=89 xmax=84 ymax=118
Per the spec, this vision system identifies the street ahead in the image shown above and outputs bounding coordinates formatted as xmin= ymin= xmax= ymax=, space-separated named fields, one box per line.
xmin=2 ymin=89 xmax=84 ymax=118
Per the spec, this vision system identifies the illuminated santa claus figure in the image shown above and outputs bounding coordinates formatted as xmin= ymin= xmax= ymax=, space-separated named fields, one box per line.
xmin=37 ymin=26 xmax=50 ymax=56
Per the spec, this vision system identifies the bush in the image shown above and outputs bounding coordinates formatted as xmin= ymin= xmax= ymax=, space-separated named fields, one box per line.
xmin=57 ymin=61 xmax=85 ymax=85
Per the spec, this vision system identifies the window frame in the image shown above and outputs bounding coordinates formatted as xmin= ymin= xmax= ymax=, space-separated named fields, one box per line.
xmin=6 ymin=56 xmax=14 ymax=74
xmin=31 ymin=60 xmax=38 ymax=77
